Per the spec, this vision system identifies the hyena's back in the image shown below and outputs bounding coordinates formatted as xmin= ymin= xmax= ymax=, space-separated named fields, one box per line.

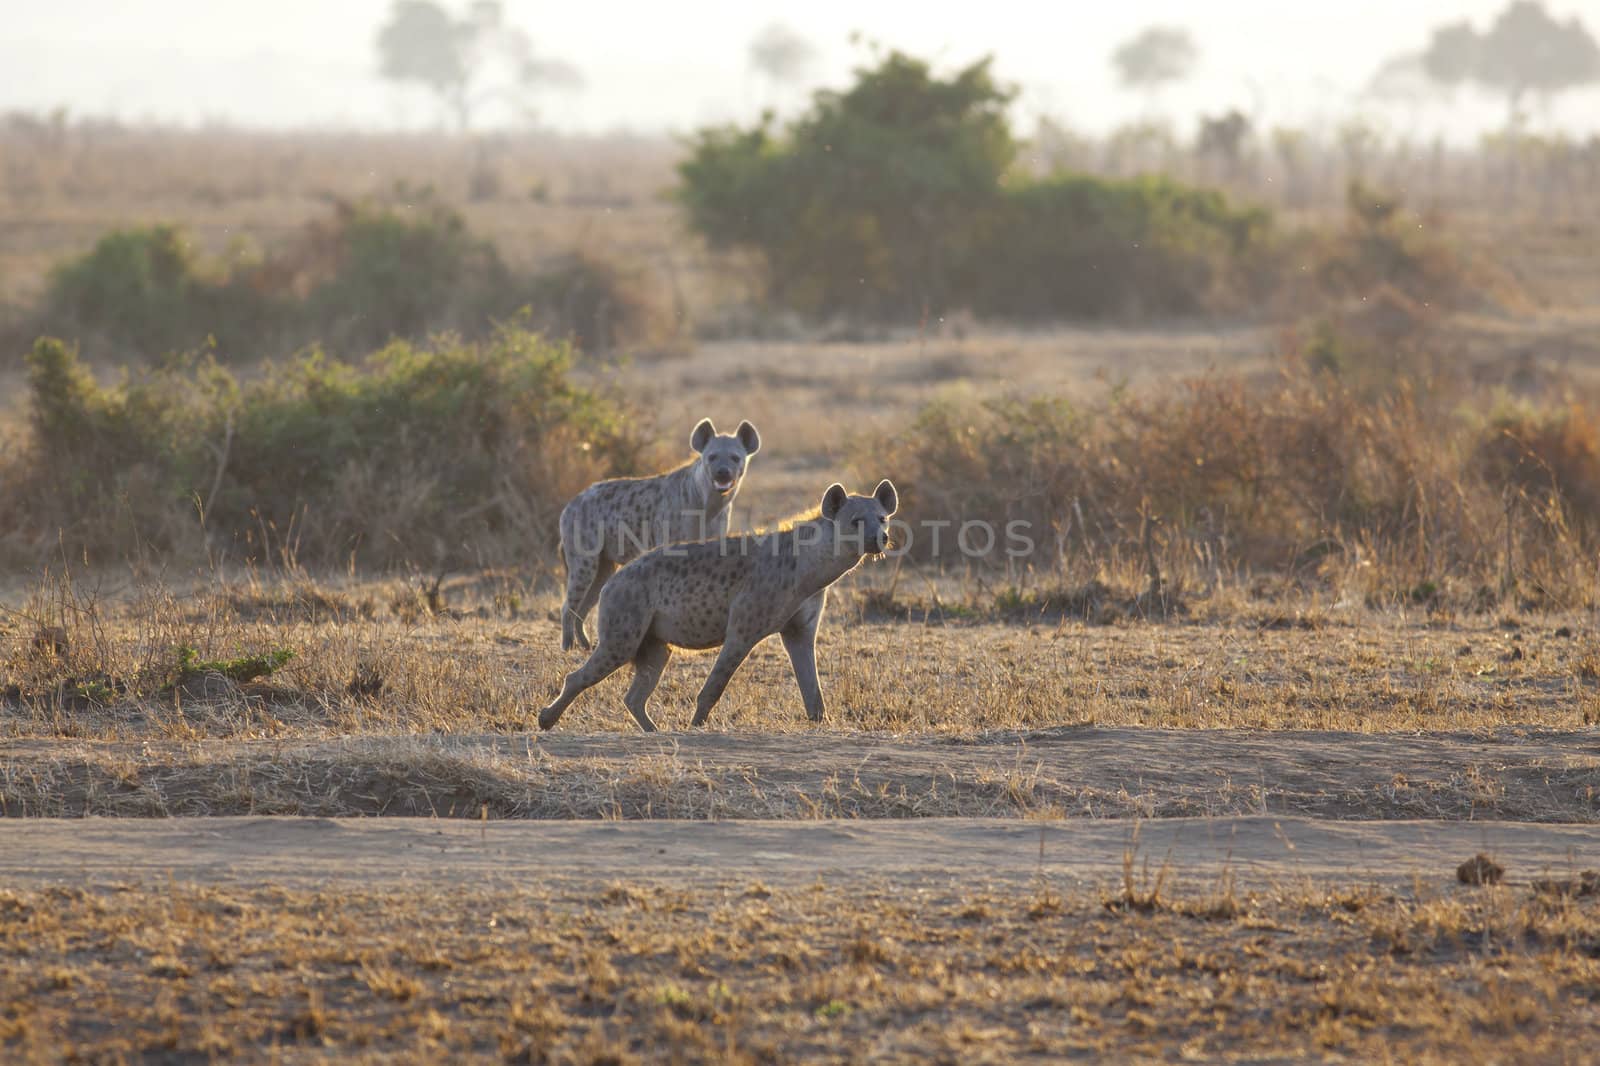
xmin=559 ymin=469 xmax=727 ymax=565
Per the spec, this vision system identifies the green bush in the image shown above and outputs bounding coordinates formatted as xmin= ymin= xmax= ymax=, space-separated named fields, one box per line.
xmin=23 ymin=200 xmax=672 ymax=364
xmin=965 ymin=174 xmax=1272 ymax=319
xmin=679 ymin=51 xmax=1015 ymax=318
xmin=1 ymin=330 xmax=652 ymax=569
xmin=42 ymin=225 xmax=276 ymax=360
xmin=302 ymin=200 xmax=514 ymax=354
xmin=677 ymin=50 xmax=1271 ymax=322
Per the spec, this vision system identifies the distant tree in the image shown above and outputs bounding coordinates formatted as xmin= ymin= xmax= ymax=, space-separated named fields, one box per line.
xmin=749 ymin=22 xmax=817 ymax=90
xmin=1419 ymin=2 xmax=1600 ymax=121
xmin=1196 ymin=110 xmax=1251 ymax=168
xmin=376 ymin=0 xmax=581 ymax=130
xmin=1111 ymin=26 xmax=1198 ymax=98
xmin=1422 ymin=21 xmax=1483 ymax=86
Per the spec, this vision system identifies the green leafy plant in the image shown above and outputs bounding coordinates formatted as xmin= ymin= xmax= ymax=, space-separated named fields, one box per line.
xmin=173 ymin=646 xmax=295 ymax=686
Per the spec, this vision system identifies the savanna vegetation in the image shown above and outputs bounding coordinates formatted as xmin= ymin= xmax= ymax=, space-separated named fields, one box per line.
xmin=0 ymin=330 xmax=650 ymax=569
xmin=3 ymin=18 xmax=1600 ymax=1063
xmin=18 ymin=197 xmax=670 ymax=364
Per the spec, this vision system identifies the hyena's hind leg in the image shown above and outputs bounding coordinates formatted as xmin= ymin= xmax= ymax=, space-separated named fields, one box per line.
xmin=572 ymin=557 xmax=617 ymax=650
xmin=560 ymin=547 xmax=603 ymax=652
xmin=622 ymin=637 xmax=672 ymax=733
xmin=540 ymin=589 xmax=651 ymax=730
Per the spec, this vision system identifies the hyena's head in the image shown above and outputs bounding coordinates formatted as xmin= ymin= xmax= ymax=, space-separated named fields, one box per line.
xmin=820 ymin=479 xmax=898 ymax=556
xmin=690 ymin=418 xmax=761 ymax=498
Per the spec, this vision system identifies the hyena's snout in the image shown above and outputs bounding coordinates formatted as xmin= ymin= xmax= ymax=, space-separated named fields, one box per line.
xmin=710 ymin=465 xmax=740 ymax=493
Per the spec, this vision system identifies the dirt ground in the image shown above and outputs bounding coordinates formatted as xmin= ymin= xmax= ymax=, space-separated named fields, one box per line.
xmin=3 ymin=811 xmax=1598 ymax=892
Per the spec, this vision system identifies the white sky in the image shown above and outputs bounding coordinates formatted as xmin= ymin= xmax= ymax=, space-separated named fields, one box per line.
xmin=4 ymin=0 xmax=1600 ymax=140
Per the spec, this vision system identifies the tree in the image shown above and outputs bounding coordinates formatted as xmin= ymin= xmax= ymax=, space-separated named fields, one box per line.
xmin=1419 ymin=2 xmax=1600 ymax=120
xmin=749 ymin=22 xmax=817 ymax=90
xmin=376 ymin=0 xmax=581 ymax=130
xmin=1422 ymin=21 xmax=1482 ymax=86
xmin=1111 ymin=26 xmax=1198 ymax=95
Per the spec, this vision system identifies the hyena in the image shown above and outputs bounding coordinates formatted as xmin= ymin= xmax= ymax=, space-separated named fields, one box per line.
xmin=538 ymin=480 xmax=898 ymax=732
xmin=558 ymin=418 xmax=760 ymax=651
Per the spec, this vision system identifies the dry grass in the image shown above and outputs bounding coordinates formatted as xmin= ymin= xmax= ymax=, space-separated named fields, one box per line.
xmin=0 ymin=123 xmax=687 ymax=307
xmin=1 ymin=873 xmax=1596 ymax=1063
xmin=6 ymin=569 xmax=1600 ymax=743
xmin=3 ymin=568 xmax=1599 ymax=821
xmin=3 ymin=724 xmax=1597 ymax=822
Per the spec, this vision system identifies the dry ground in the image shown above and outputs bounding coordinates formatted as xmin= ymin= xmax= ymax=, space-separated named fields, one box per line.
xmin=4 ymin=585 xmax=1600 ymax=1059
xmin=3 ymin=849 xmax=1600 ymax=1063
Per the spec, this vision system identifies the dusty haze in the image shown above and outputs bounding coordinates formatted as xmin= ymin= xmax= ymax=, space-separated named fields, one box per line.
xmin=6 ymin=0 xmax=1600 ymax=139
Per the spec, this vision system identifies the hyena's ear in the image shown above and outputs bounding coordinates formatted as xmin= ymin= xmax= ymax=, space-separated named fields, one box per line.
xmin=874 ymin=479 xmax=899 ymax=515
xmin=690 ymin=418 xmax=716 ymax=453
xmin=820 ymin=483 xmax=848 ymax=521
xmin=736 ymin=420 xmax=761 ymax=456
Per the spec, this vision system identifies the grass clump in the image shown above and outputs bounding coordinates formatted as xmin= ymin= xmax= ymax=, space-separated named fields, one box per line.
xmin=0 ymin=328 xmax=652 ymax=569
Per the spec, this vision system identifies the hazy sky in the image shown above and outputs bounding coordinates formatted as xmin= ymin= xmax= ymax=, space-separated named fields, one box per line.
xmin=6 ymin=1 xmax=1600 ymax=139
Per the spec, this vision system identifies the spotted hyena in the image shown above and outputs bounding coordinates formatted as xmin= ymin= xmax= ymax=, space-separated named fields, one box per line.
xmin=538 ymin=480 xmax=897 ymax=732
xmin=558 ymin=418 xmax=760 ymax=651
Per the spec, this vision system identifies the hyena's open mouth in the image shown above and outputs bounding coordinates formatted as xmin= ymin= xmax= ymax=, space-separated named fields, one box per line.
xmin=712 ymin=476 xmax=737 ymax=494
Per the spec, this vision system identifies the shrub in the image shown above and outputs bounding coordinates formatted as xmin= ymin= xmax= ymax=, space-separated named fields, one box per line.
xmin=677 ymin=49 xmax=1272 ymax=323
xmin=866 ymin=359 xmax=1600 ymax=608
xmin=679 ymin=51 xmax=1016 ymax=319
xmin=0 ymin=330 xmax=652 ymax=569
xmin=964 ymin=174 xmax=1273 ymax=319
xmin=21 ymin=199 xmax=675 ymax=365
xmin=1301 ymin=180 xmax=1511 ymax=311
xmin=525 ymin=251 xmax=674 ymax=357
xmin=41 ymin=226 xmax=276 ymax=361
xmin=1474 ymin=402 xmax=1600 ymax=531
xmin=299 ymin=199 xmax=514 ymax=354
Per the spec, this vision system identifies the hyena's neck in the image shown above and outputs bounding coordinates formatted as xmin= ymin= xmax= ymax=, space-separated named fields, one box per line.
xmin=669 ymin=459 xmax=735 ymax=520
xmin=789 ymin=519 xmax=865 ymax=592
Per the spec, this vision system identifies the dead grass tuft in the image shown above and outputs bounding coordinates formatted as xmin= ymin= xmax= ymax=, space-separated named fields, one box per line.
xmin=1457 ymin=853 xmax=1506 ymax=886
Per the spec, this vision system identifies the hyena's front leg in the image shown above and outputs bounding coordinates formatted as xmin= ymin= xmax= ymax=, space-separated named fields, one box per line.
xmin=689 ymin=638 xmax=757 ymax=728
xmin=780 ymin=605 xmax=825 ymax=723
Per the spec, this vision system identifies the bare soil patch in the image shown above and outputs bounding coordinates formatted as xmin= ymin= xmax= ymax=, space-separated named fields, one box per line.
xmin=2 ymin=813 xmax=1598 ymax=891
